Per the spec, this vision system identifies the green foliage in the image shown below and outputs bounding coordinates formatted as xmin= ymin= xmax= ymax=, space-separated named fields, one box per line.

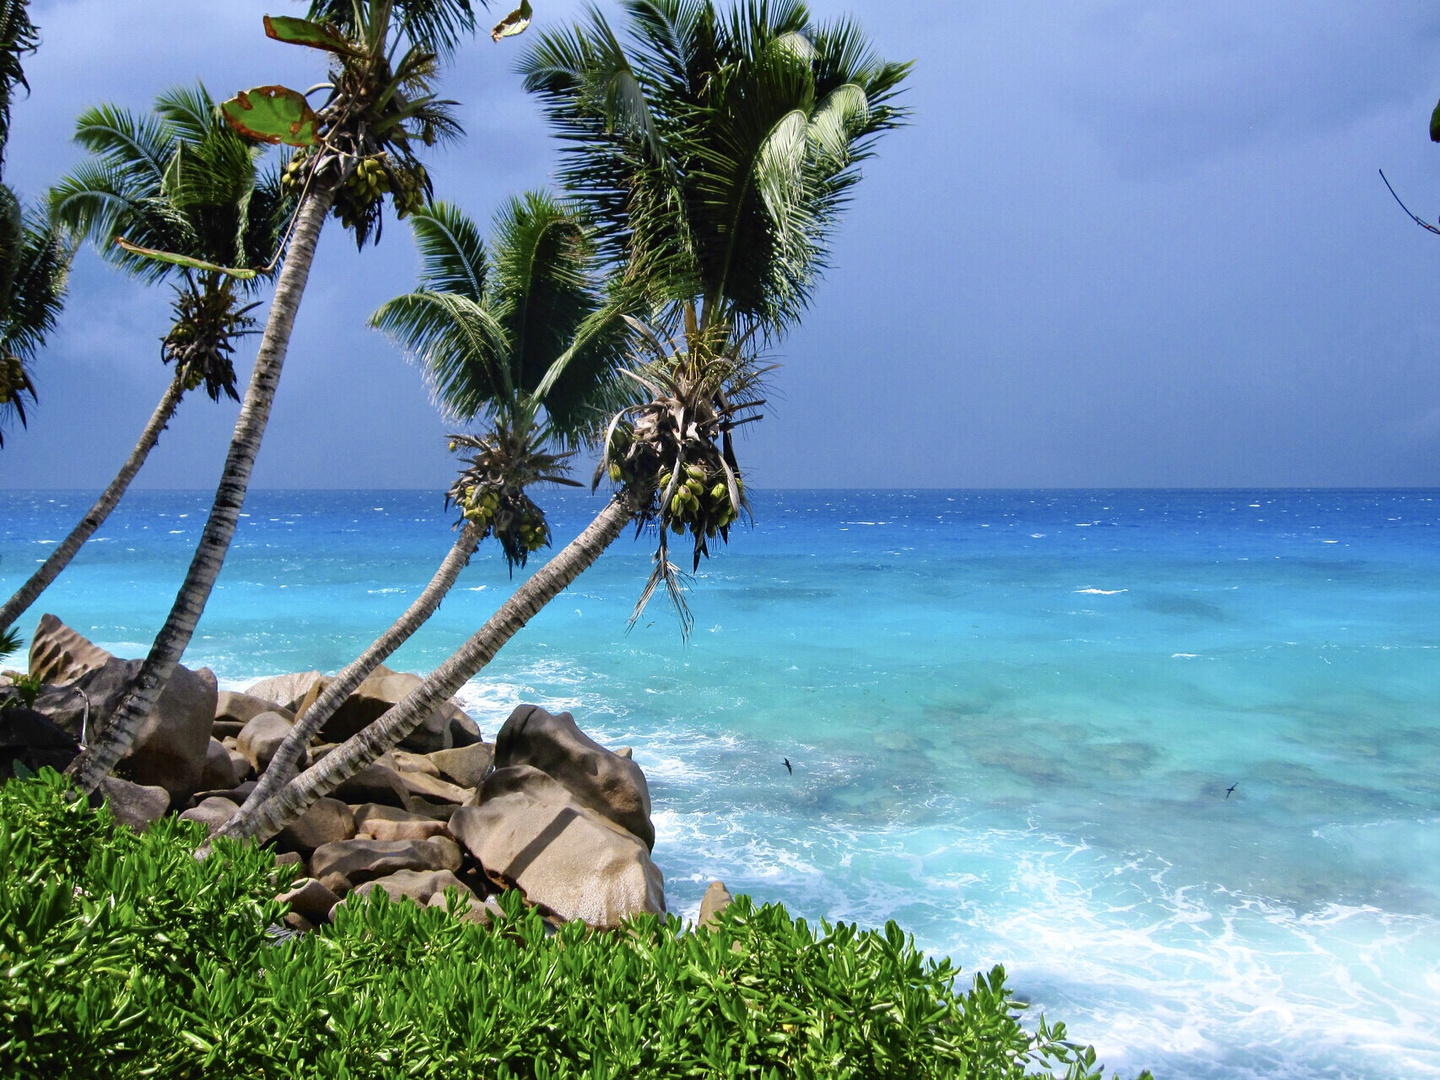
xmin=1 ymin=669 xmax=40 ymax=709
xmin=221 ymin=84 xmax=321 ymax=147
xmin=0 ymin=769 xmax=295 ymax=1078
xmin=0 ymin=0 xmax=40 ymax=167
xmin=0 ymin=771 xmax=1149 ymax=1079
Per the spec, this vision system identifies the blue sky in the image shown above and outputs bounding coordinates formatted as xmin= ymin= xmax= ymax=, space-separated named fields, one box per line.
xmin=4 ymin=0 xmax=1440 ymax=489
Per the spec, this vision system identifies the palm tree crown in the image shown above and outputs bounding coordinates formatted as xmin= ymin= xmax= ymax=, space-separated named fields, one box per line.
xmin=372 ymin=194 xmax=629 ymax=566
xmin=520 ymin=0 xmax=910 ymax=618
xmin=0 ymin=0 xmax=66 ymax=446
xmin=50 ymin=84 xmax=287 ymax=401
xmin=276 ymin=0 xmax=475 ymax=248
xmin=520 ymin=0 xmax=909 ymax=341
xmin=0 ymin=0 xmax=39 ymax=170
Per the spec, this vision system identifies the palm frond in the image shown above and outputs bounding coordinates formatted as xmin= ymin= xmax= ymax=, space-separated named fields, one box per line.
xmin=370 ymin=289 xmax=512 ymax=421
xmin=306 ymin=0 xmax=479 ymax=60
xmin=0 ymin=0 xmax=39 ymax=165
xmin=3 ymin=201 xmax=70 ymax=362
xmin=409 ymin=200 xmax=487 ymax=299
xmin=71 ymin=103 xmax=172 ymax=183
xmin=153 ymin=82 xmax=220 ymax=146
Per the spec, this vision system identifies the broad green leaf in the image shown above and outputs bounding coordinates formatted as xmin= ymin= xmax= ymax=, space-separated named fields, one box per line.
xmin=491 ymin=0 xmax=533 ymax=42
xmin=1431 ymin=98 xmax=1440 ymax=142
xmin=114 ymin=237 xmax=258 ymax=280
xmin=221 ymin=86 xmax=320 ymax=147
xmin=263 ymin=15 xmax=364 ymax=57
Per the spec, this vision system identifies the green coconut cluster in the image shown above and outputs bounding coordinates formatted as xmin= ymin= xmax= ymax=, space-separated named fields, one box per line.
xmin=445 ymin=425 xmax=576 ymax=570
xmin=282 ymin=149 xmax=428 ymax=231
xmin=456 ymin=478 xmax=548 ymax=555
xmin=658 ymin=461 xmax=743 ymax=539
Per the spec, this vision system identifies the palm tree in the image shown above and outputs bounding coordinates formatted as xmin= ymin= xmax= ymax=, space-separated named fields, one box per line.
xmin=0 ymin=200 xmax=66 ymax=448
xmin=65 ymin=0 xmax=481 ymax=795
xmin=0 ymin=86 xmax=287 ymax=636
xmin=0 ymin=0 xmax=68 ymax=448
xmin=232 ymin=0 xmax=909 ymax=846
xmin=213 ymin=192 xmax=628 ymax=839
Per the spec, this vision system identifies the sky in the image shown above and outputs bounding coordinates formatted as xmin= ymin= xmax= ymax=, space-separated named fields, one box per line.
xmin=3 ymin=0 xmax=1440 ymax=490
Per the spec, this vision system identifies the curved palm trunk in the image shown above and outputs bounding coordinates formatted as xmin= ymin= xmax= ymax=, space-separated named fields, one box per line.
xmin=230 ymin=487 xmax=645 ymax=845
xmin=66 ymin=186 xmax=336 ymax=795
xmin=213 ymin=521 xmax=481 ymax=838
xmin=0 ymin=373 xmax=187 ymax=636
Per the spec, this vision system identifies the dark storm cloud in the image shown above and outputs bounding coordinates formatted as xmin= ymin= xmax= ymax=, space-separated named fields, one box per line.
xmin=1047 ymin=0 xmax=1440 ymax=178
xmin=2 ymin=1 xmax=1439 ymax=490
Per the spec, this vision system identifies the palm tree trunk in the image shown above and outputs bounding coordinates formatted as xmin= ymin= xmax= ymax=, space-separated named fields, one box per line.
xmin=212 ymin=521 xmax=481 ymax=839
xmin=0 ymin=373 xmax=187 ymax=636
xmin=228 ymin=487 xmax=646 ymax=845
xmin=65 ymin=186 xmax=336 ymax=795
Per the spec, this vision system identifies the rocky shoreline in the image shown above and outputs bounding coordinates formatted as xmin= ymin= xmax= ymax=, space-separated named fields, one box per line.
xmin=2 ymin=615 xmax=733 ymax=934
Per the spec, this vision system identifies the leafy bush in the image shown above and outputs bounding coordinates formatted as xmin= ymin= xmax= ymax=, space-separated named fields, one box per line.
xmin=0 ymin=770 xmax=1150 ymax=1079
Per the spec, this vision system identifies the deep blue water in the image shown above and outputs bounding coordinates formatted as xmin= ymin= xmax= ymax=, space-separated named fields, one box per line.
xmin=3 ymin=487 xmax=1439 ymax=1079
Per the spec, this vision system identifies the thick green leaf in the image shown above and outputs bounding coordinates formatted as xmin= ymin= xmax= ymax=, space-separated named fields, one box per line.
xmin=263 ymin=15 xmax=363 ymax=57
xmin=491 ymin=0 xmax=533 ymax=43
xmin=1430 ymin=98 xmax=1440 ymax=143
xmin=113 ymin=237 xmax=258 ymax=280
xmin=221 ymin=86 xmax=319 ymax=147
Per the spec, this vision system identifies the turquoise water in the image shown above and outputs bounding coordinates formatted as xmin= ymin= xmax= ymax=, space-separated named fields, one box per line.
xmin=3 ymin=488 xmax=1438 ymax=1079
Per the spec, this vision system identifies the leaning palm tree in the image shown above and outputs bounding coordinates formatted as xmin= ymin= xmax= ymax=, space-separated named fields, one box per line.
xmin=232 ymin=0 xmax=909 ymax=845
xmin=213 ymin=192 xmax=628 ymax=837
xmin=0 ymin=85 xmax=286 ymax=635
xmin=65 ymin=0 xmax=485 ymax=795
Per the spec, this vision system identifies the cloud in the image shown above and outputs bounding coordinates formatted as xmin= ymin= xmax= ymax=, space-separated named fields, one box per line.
xmin=1039 ymin=0 xmax=1440 ymax=177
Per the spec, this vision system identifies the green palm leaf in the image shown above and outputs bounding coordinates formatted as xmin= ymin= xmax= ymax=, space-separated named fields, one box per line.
xmin=372 ymin=195 xmax=628 ymax=440
xmin=519 ymin=0 xmax=911 ymax=342
xmin=0 ymin=201 xmax=69 ymax=445
xmin=0 ymin=0 xmax=39 ymax=166
xmin=305 ymin=0 xmax=479 ymax=60
xmin=372 ymin=289 xmax=513 ymax=421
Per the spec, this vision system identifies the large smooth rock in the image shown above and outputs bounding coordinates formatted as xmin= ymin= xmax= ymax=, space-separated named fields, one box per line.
xmin=99 ymin=776 xmax=170 ymax=831
xmin=357 ymin=815 xmax=449 ymax=842
xmin=179 ymin=796 xmax=240 ymax=835
xmin=276 ymin=797 xmax=356 ymax=856
xmin=276 ymin=877 xmax=342 ymax=925
xmin=350 ymin=868 xmax=470 ymax=907
xmin=397 ymin=770 xmax=471 ymax=805
xmin=27 ymin=613 xmax=110 ymax=684
xmin=350 ymin=803 xmax=441 ymax=833
xmin=0 ymin=704 xmax=79 ymax=778
xmin=293 ymin=664 xmax=480 ymax=753
xmin=450 ymin=764 xmax=665 ymax=930
xmin=698 ymin=880 xmax=734 ymax=930
xmin=428 ymin=890 xmax=504 ymax=925
xmin=28 ymin=620 xmax=217 ymax=806
xmin=242 ymin=671 xmax=326 ymax=714
xmin=329 ymin=762 xmax=413 ymax=809
xmin=428 ymin=742 xmax=494 ymax=789
xmin=200 ymin=738 xmax=240 ymax=791
xmin=309 ymin=836 xmax=463 ymax=887
xmin=391 ymin=750 xmax=440 ymax=777
xmin=215 ymin=690 xmax=290 ymax=729
xmin=494 ymin=705 xmax=655 ymax=850
xmin=236 ymin=711 xmax=303 ymax=773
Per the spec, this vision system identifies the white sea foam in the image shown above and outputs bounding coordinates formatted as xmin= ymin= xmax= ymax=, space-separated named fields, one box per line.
xmin=1075 ymin=587 xmax=1127 ymax=595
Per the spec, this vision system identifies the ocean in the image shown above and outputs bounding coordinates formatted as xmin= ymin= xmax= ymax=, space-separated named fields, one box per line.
xmin=2 ymin=487 xmax=1437 ymax=1079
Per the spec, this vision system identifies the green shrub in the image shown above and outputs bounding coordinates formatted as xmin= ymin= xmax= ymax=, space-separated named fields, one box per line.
xmin=0 ymin=770 xmax=1151 ymax=1079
